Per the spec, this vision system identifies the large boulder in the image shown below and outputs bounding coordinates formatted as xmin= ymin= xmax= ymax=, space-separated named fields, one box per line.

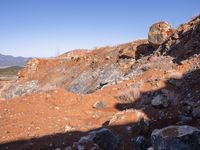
xmin=148 ymin=21 xmax=174 ymax=47
xmin=78 ymin=128 xmax=121 ymax=150
xmin=151 ymin=125 xmax=200 ymax=150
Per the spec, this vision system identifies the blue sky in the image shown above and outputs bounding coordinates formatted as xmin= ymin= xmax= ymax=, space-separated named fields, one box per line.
xmin=0 ymin=0 xmax=199 ymax=57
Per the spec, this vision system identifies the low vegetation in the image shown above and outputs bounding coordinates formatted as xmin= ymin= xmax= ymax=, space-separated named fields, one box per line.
xmin=0 ymin=66 xmax=23 ymax=76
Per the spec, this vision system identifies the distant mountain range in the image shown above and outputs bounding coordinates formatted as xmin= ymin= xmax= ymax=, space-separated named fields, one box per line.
xmin=0 ymin=53 xmax=31 ymax=68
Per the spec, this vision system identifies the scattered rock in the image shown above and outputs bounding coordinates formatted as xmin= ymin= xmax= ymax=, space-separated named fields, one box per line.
xmin=93 ymin=101 xmax=106 ymax=109
xmin=151 ymin=125 xmax=200 ymax=150
xmin=147 ymin=147 xmax=154 ymax=150
xmin=132 ymin=118 xmax=150 ymax=137
xmin=93 ymin=128 xmax=121 ymax=150
xmin=178 ymin=115 xmax=192 ymax=124
xmin=64 ymin=125 xmax=76 ymax=132
xmin=65 ymin=146 xmax=72 ymax=150
xmin=192 ymin=106 xmax=200 ymax=118
xmin=135 ymin=136 xmax=151 ymax=150
xmin=151 ymin=95 xmax=169 ymax=108
xmin=77 ymin=128 xmax=121 ymax=150
xmin=182 ymin=102 xmax=193 ymax=114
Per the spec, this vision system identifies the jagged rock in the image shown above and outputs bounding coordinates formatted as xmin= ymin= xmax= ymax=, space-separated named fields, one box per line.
xmin=132 ymin=118 xmax=150 ymax=137
xmin=135 ymin=136 xmax=151 ymax=150
xmin=192 ymin=106 xmax=200 ymax=118
xmin=157 ymin=15 xmax=200 ymax=61
xmin=78 ymin=128 xmax=121 ymax=150
xmin=93 ymin=101 xmax=106 ymax=109
xmin=68 ymin=64 xmax=122 ymax=94
xmin=93 ymin=128 xmax=121 ymax=150
xmin=151 ymin=95 xmax=169 ymax=108
xmin=151 ymin=125 xmax=200 ymax=150
xmin=148 ymin=21 xmax=173 ymax=47
xmin=118 ymin=47 xmax=135 ymax=59
xmin=2 ymin=80 xmax=39 ymax=99
xmin=65 ymin=146 xmax=72 ymax=150
xmin=147 ymin=147 xmax=154 ymax=150
xmin=182 ymin=102 xmax=193 ymax=114
xmin=178 ymin=115 xmax=192 ymax=124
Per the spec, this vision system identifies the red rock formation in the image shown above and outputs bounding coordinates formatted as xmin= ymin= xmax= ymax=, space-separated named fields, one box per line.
xmin=0 ymin=15 xmax=200 ymax=150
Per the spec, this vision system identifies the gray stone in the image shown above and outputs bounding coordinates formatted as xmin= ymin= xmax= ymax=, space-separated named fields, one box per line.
xmin=3 ymin=80 xmax=39 ymax=99
xmin=92 ymin=128 xmax=121 ymax=150
xmin=151 ymin=125 xmax=200 ymax=150
xmin=135 ymin=136 xmax=151 ymax=150
xmin=178 ymin=115 xmax=192 ymax=124
xmin=93 ymin=101 xmax=106 ymax=109
xmin=78 ymin=128 xmax=121 ymax=150
xmin=192 ymin=106 xmax=200 ymax=118
xmin=147 ymin=147 xmax=154 ymax=150
xmin=151 ymin=95 xmax=169 ymax=108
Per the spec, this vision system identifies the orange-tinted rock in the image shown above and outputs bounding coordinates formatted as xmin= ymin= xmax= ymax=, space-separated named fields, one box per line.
xmin=58 ymin=49 xmax=91 ymax=59
xmin=148 ymin=21 xmax=174 ymax=47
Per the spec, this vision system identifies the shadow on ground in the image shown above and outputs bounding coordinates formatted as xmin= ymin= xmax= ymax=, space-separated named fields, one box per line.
xmin=1 ymin=69 xmax=200 ymax=150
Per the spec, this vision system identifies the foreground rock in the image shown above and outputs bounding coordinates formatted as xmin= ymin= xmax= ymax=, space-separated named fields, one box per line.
xmin=148 ymin=21 xmax=173 ymax=47
xmin=151 ymin=125 xmax=200 ymax=150
xmin=135 ymin=136 xmax=151 ymax=150
xmin=151 ymin=94 xmax=169 ymax=108
xmin=78 ymin=128 xmax=121 ymax=150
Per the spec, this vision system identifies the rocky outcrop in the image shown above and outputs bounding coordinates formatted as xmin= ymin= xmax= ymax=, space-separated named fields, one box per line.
xmin=1 ymin=40 xmax=150 ymax=99
xmin=151 ymin=125 xmax=200 ymax=150
xmin=157 ymin=15 xmax=200 ymax=62
xmin=148 ymin=21 xmax=174 ymax=47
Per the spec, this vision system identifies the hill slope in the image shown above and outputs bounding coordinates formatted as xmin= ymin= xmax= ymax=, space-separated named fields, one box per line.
xmin=0 ymin=15 xmax=200 ymax=150
xmin=0 ymin=53 xmax=31 ymax=67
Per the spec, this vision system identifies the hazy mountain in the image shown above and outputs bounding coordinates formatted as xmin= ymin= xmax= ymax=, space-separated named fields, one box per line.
xmin=0 ymin=53 xmax=31 ymax=68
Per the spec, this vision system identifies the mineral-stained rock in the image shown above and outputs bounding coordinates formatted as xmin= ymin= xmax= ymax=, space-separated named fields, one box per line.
xmin=157 ymin=15 xmax=200 ymax=61
xmin=148 ymin=21 xmax=174 ymax=47
xmin=2 ymin=80 xmax=39 ymax=99
xmin=151 ymin=125 xmax=200 ymax=150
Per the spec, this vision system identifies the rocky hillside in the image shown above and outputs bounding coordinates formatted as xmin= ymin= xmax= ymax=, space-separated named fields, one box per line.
xmin=0 ymin=53 xmax=31 ymax=68
xmin=0 ymin=14 xmax=200 ymax=150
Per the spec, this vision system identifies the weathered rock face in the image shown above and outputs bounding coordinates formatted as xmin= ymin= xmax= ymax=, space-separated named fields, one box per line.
xmin=157 ymin=15 xmax=200 ymax=62
xmin=1 ymin=39 xmax=150 ymax=99
xmin=151 ymin=125 xmax=200 ymax=150
xmin=148 ymin=21 xmax=174 ymax=47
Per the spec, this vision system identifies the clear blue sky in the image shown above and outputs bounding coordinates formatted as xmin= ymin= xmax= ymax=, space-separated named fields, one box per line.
xmin=0 ymin=0 xmax=199 ymax=57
